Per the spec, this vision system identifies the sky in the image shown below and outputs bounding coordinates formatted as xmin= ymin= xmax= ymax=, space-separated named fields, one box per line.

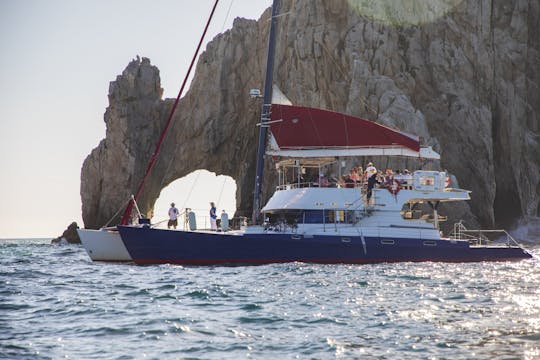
xmin=0 ymin=0 xmax=270 ymax=238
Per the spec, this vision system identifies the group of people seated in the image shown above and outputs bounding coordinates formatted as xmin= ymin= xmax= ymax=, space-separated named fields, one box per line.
xmin=313 ymin=163 xmax=413 ymax=190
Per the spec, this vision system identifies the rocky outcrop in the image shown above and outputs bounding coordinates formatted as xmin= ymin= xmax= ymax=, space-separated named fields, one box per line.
xmin=80 ymin=0 xmax=539 ymax=230
xmin=80 ymin=56 xmax=171 ymax=228
xmin=51 ymin=222 xmax=80 ymax=244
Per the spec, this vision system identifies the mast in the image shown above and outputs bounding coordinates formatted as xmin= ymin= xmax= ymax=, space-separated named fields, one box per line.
xmin=252 ymin=0 xmax=280 ymax=224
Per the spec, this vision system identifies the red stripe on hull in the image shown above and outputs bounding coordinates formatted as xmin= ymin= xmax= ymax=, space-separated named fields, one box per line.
xmin=132 ymin=257 xmax=532 ymax=266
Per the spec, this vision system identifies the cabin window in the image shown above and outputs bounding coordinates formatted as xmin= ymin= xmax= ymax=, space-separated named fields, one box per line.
xmin=303 ymin=210 xmax=325 ymax=223
xmin=341 ymin=237 xmax=351 ymax=243
xmin=423 ymin=240 xmax=437 ymax=246
xmin=328 ymin=210 xmax=345 ymax=223
xmin=381 ymin=239 xmax=395 ymax=245
xmin=419 ymin=176 xmax=436 ymax=186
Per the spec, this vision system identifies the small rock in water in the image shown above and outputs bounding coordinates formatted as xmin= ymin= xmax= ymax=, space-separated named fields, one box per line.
xmin=51 ymin=222 xmax=80 ymax=244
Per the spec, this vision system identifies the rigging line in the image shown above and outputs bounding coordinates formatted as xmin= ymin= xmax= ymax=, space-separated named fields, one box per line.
xmin=180 ymin=170 xmax=202 ymax=212
xmin=161 ymin=0 xmax=233 ymax=192
xmin=103 ymin=195 xmax=133 ymax=228
xmin=220 ymin=0 xmax=234 ymax=32
xmin=308 ymin=107 xmax=324 ymax=148
xmin=216 ymin=176 xmax=228 ymax=207
xmin=120 ymin=0 xmax=220 ymax=225
xmin=343 ymin=113 xmax=350 ymax=146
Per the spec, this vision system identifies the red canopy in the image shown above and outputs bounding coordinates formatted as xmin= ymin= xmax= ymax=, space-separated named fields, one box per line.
xmin=269 ymin=104 xmax=420 ymax=152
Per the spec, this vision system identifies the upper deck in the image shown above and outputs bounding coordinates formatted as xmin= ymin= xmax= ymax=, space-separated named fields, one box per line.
xmin=263 ymin=170 xmax=470 ymax=213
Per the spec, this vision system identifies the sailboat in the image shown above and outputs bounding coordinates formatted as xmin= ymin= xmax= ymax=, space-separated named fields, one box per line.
xmin=115 ymin=0 xmax=532 ymax=265
xmin=77 ymin=0 xmax=221 ymax=261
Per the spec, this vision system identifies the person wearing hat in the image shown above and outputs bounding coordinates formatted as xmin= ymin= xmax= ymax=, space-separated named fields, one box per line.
xmin=168 ymin=202 xmax=179 ymax=229
xmin=402 ymin=169 xmax=413 ymax=189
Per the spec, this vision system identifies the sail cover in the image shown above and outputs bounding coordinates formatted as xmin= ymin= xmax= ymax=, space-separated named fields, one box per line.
xmin=266 ymin=104 xmax=439 ymax=159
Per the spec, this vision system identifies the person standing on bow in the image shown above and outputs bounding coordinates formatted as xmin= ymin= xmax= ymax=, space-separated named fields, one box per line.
xmin=168 ymin=202 xmax=179 ymax=229
xmin=209 ymin=202 xmax=217 ymax=231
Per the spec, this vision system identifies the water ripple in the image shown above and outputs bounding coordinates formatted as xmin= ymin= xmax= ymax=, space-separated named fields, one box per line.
xmin=1 ymin=239 xmax=539 ymax=359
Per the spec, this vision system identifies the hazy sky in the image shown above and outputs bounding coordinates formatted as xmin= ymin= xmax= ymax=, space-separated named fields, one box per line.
xmin=0 ymin=0 xmax=270 ymax=238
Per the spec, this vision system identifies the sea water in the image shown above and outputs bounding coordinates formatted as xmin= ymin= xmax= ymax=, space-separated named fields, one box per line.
xmin=1 ymin=238 xmax=539 ymax=360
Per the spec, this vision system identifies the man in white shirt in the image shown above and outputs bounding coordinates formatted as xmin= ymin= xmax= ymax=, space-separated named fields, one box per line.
xmin=168 ymin=202 xmax=179 ymax=229
xmin=365 ymin=162 xmax=377 ymax=203
xmin=365 ymin=162 xmax=376 ymax=178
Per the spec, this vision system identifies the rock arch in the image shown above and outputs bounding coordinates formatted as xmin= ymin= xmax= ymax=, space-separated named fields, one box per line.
xmin=81 ymin=1 xmax=539 ymax=230
xmin=80 ymin=16 xmax=269 ymax=229
xmin=150 ymin=170 xmax=237 ymax=226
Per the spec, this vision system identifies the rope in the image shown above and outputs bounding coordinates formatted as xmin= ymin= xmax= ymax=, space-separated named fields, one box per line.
xmin=180 ymin=170 xmax=202 ymax=212
xmin=151 ymin=219 xmax=169 ymax=228
xmin=120 ymin=0 xmax=220 ymax=225
xmin=102 ymin=196 xmax=132 ymax=228
xmin=216 ymin=176 xmax=228 ymax=208
xmin=220 ymin=0 xmax=234 ymax=32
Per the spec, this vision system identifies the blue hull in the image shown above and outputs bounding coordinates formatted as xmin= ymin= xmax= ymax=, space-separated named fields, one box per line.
xmin=117 ymin=226 xmax=532 ymax=265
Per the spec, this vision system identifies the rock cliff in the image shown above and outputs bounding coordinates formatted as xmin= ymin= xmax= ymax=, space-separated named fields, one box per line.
xmin=80 ymin=0 xmax=539 ymax=230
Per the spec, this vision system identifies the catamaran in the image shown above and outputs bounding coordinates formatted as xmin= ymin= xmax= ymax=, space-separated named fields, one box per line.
xmin=85 ymin=0 xmax=533 ymax=264
xmin=117 ymin=103 xmax=532 ymax=264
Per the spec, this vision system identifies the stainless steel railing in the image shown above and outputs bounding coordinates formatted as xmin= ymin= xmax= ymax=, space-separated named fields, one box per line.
xmin=450 ymin=220 xmax=521 ymax=247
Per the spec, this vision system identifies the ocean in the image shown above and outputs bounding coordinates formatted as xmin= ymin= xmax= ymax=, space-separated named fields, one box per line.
xmin=1 ymin=238 xmax=539 ymax=359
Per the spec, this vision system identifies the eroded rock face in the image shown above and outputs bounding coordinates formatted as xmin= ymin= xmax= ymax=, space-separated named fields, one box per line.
xmin=81 ymin=0 xmax=539 ymax=230
xmin=80 ymin=57 xmax=170 ymax=228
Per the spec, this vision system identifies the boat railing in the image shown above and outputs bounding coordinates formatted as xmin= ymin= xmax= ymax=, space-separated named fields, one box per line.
xmin=275 ymin=179 xmax=418 ymax=192
xmin=450 ymin=221 xmax=521 ymax=247
xmin=275 ymin=181 xmax=364 ymax=191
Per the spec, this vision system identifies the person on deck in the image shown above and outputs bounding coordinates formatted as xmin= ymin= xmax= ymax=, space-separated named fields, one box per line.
xmin=209 ymin=202 xmax=217 ymax=231
xmin=345 ymin=175 xmax=355 ymax=188
xmin=349 ymin=167 xmax=360 ymax=186
xmin=365 ymin=162 xmax=377 ymax=204
xmin=318 ymin=172 xmax=329 ymax=187
xmin=403 ymin=169 xmax=413 ymax=189
xmin=384 ymin=168 xmax=394 ymax=187
xmin=168 ymin=203 xmax=179 ymax=229
xmin=394 ymin=169 xmax=404 ymax=185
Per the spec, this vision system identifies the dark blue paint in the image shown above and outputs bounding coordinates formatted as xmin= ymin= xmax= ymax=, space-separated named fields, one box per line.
xmin=117 ymin=226 xmax=532 ymax=265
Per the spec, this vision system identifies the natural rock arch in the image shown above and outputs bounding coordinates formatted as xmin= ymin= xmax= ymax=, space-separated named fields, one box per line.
xmin=80 ymin=15 xmax=267 ymax=228
xmin=150 ymin=170 xmax=238 ymax=225
xmin=81 ymin=0 xmax=539 ymax=230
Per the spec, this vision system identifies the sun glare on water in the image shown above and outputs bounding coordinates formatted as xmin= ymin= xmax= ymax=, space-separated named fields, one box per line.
xmin=347 ymin=0 xmax=464 ymax=26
